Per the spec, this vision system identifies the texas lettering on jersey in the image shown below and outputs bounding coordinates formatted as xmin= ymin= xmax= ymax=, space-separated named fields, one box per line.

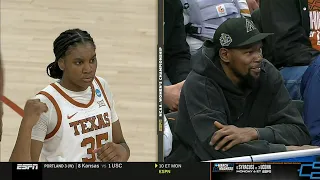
xmin=68 ymin=112 xmax=111 ymax=162
xmin=69 ymin=112 xmax=110 ymax=136
xmin=309 ymin=0 xmax=320 ymax=50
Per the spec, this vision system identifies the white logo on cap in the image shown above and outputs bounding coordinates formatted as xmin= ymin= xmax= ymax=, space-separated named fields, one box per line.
xmin=246 ymin=19 xmax=256 ymax=33
xmin=219 ymin=33 xmax=232 ymax=47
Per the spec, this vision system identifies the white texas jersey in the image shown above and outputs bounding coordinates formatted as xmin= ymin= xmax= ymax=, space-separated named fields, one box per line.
xmin=37 ymin=77 xmax=113 ymax=162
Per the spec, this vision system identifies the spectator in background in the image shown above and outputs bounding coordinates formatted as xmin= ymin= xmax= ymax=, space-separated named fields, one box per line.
xmin=182 ymin=0 xmax=251 ymax=55
xmin=256 ymin=0 xmax=320 ymax=147
xmin=300 ymin=0 xmax=320 ymax=146
xmin=257 ymin=0 xmax=319 ymax=100
xmin=164 ymin=0 xmax=191 ymax=113
xmin=247 ymin=0 xmax=259 ymax=13
xmin=165 ymin=18 xmax=314 ymax=162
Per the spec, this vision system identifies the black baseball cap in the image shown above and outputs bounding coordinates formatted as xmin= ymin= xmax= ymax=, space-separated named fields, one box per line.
xmin=213 ymin=18 xmax=273 ymax=48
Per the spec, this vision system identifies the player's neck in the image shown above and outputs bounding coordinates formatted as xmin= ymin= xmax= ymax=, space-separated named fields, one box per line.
xmin=59 ymin=78 xmax=87 ymax=92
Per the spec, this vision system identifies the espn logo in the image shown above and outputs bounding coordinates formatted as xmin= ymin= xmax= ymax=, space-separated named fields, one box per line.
xmin=16 ymin=164 xmax=38 ymax=170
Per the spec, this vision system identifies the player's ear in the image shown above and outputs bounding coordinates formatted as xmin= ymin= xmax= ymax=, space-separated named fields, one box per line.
xmin=58 ymin=58 xmax=65 ymax=71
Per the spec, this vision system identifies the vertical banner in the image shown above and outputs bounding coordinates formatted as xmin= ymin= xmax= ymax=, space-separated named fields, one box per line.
xmin=157 ymin=0 xmax=164 ymax=162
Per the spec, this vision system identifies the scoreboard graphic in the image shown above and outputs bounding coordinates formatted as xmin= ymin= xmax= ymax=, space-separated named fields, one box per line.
xmin=0 ymin=162 xmax=317 ymax=179
xmin=212 ymin=163 xmax=271 ymax=174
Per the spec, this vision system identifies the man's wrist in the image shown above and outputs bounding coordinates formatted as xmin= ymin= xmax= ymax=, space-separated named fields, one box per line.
xmin=286 ymin=146 xmax=296 ymax=151
xmin=250 ymin=128 xmax=259 ymax=140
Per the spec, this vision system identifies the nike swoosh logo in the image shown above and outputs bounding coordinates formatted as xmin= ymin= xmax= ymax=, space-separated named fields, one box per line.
xmin=67 ymin=112 xmax=78 ymax=119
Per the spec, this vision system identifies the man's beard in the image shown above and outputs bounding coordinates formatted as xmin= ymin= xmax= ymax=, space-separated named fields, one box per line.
xmin=239 ymin=72 xmax=258 ymax=90
xmin=231 ymin=67 xmax=259 ymax=90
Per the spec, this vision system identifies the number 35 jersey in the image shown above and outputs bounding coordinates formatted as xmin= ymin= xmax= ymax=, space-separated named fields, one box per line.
xmin=31 ymin=76 xmax=118 ymax=162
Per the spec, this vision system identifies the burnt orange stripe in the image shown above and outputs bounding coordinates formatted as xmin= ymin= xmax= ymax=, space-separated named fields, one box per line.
xmin=94 ymin=77 xmax=111 ymax=108
xmin=1 ymin=96 xmax=24 ymax=117
xmin=50 ymin=83 xmax=95 ymax=108
xmin=38 ymin=91 xmax=62 ymax=140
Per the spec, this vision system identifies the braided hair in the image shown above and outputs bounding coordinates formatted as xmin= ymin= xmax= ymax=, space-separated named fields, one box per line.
xmin=46 ymin=29 xmax=96 ymax=79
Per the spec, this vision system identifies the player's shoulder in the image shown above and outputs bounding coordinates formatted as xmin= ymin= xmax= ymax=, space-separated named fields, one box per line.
xmin=32 ymin=83 xmax=58 ymax=104
xmin=95 ymin=76 xmax=107 ymax=84
xmin=95 ymin=76 xmax=111 ymax=90
xmin=38 ymin=81 xmax=58 ymax=93
xmin=32 ymin=93 xmax=54 ymax=109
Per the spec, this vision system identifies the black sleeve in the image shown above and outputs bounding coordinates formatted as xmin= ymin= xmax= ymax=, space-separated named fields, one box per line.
xmin=259 ymin=0 xmax=315 ymax=67
xmin=164 ymin=0 xmax=191 ymax=84
xmin=255 ymin=64 xmax=311 ymax=146
xmin=189 ymin=79 xmax=287 ymax=159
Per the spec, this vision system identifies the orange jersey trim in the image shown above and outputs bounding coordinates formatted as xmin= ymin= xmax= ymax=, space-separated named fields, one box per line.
xmin=94 ymin=77 xmax=111 ymax=109
xmin=38 ymin=91 xmax=62 ymax=140
xmin=50 ymin=83 xmax=95 ymax=108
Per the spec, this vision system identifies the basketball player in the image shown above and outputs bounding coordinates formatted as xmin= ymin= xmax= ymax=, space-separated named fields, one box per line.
xmin=9 ymin=29 xmax=130 ymax=162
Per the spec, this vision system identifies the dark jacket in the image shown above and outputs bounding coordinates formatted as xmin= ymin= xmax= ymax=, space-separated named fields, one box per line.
xmin=258 ymin=0 xmax=319 ymax=68
xmin=167 ymin=41 xmax=311 ymax=162
xmin=164 ymin=0 xmax=191 ymax=84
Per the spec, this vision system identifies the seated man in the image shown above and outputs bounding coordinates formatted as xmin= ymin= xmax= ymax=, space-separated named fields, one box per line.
xmin=164 ymin=0 xmax=191 ymax=113
xmin=256 ymin=0 xmax=319 ymax=100
xmin=300 ymin=0 xmax=320 ymax=147
xmin=301 ymin=56 xmax=320 ymax=146
xmin=165 ymin=18 xmax=315 ymax=162
xmin=182 ymin=0 xmax=251 ymax=55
